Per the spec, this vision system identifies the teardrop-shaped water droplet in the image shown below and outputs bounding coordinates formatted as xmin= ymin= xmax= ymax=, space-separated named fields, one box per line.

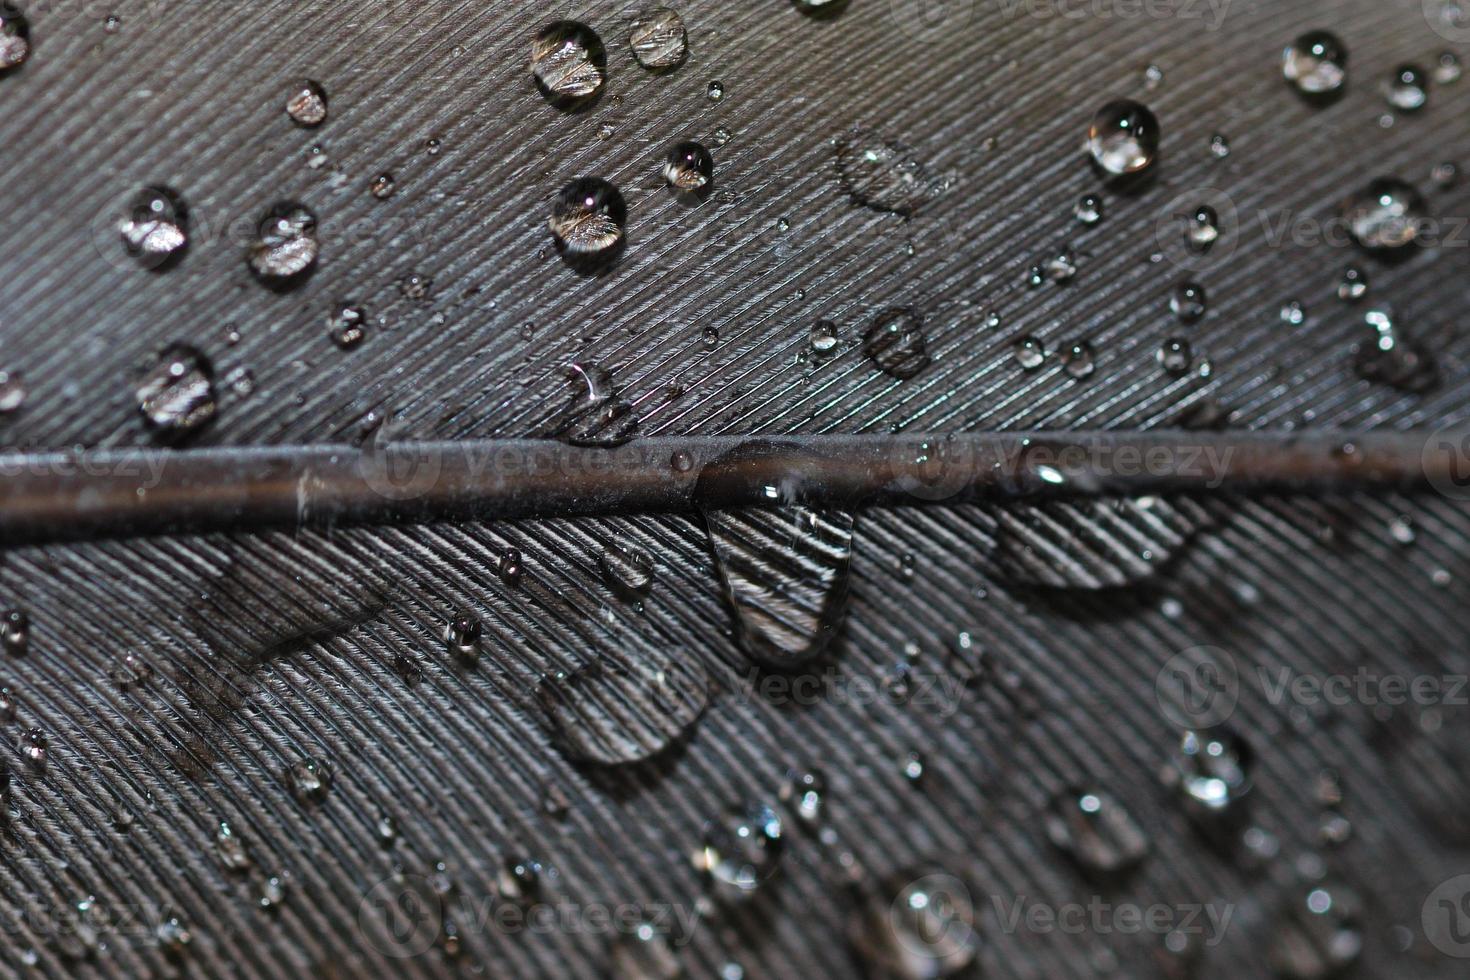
xmin=550 ymin=177 xmax=626 ymax=273
xmin=1086 ymin=100 xmax=1160 ymax=177
xmin=863 ymin=308 xmax=930 ymax=380
xmin=248 ymin=202 xmax=319 ymax=286
xmin=629 ymin=7 xmax=687 ymax=71
xmin=137 ymin=345 xmax=217 ymax=436
xmin=119 ymin=186 xmax=189 ymax=271
xmin=1342 ymin=177 xmax=1428 ymax=251
xmin=1283 ymin=31 xmax=1348 ymax=97
xmin=531 ymin=21 xmax=606 ymax=106
xmin=285 ymin=79 xmax=328 ymax=127
xmin=552 ymin=362 xmax=639 ymax=447
xmin=696 ymin=802 xmax=784 ymax=901
xmin=536 ymin=650 xmax=707 ymax=766
xmin=1045 ymin=788 xmax=1150 ymax=878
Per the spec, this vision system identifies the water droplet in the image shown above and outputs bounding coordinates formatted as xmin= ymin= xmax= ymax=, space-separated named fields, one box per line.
xmin=369 ymin=172 xmax=396 ymax=200
xmin=284 ymin=757 xmax=334 ymax=803
xmin=1342 ymin=177 xmax=1428 ymax=251
xmin=985 ymin=309 xmax=1002 ymax=329
xmin=1337 ymin=266 xmax=1368 ymax=303
xmin=794 ymin=0 xmax=851 ymax=16
xmin=424 ymin=136 xmax=442 ymax=156
xmin=553 ymin=362 xmax=639 ymax=447
xmin=1074 ymin=193 xmax=1104 ymax=225
xmin=1209 ymin=133 xmax=1231 ymax=159
xmin=375 ymin=810 xmax=398 ymax=845
xmin=1026 ymin=264 xmax=1046 ymax=288
xmin=671 ymin=450 xmax=694 ymax=473
xmin=497 ymin=547 xmax=525 ymax=585
xmin=1045 ymin=246 xmax=1078 ymax=282
xmin=1186 ymin=205 xmax=1220 ymax=252
xmin=780 ymin=769 xmax=825 ymax=826
xmin=610 ymin=922 xmax=681 ymax=980
xmin=1283 ymin=31 xmax=1348 ymax=97
xmin=137 ymin=345 xmax=217 ymax=436
xmin=1384 ymin=64 xmax=1429 ymax=111
xmin=550 ymin=177 xmax=627 ymax=273
xmin=663 ymin=140 xmax=713 ymax=200
xmin=1157 ymin=337 xmax=1192 ymax=375
xmin=2 ymin=609 xmax=27 ymax=656
xmin=0 ymin=370 xmax=24 ymax=414
xmin=1281 ymin=300 xmax=1307 ymax=325
xmin=711 ymin=126 xmax=733 ymax=146
xmin=259 ymin=875 xmax=287 ymax=912
xmin=851 ymin=869 xmax=979 ymax=980
xmin=600 ymin=539 xmax=656 ymax=600
xmin=102 ymin=14 xmax=121 ymax=34
xmin=531 ymin=21 xmax=606 ymax=106
xmin=707 ymin=79 xmax=724 ymax=101
xmin=863 ymin=308 xmax=930 ymax=380
xmin=835 ymin=128 xmax=951 ymax=217
xmin=0 ymin=3 xmax=30 ymax=72
xmin=1432 ymin=160 xmax=1459 ymax=189
xmin=156 ymin=917 xmax=191 ymax=956
xmin=1435 ymin=51 xmax=1462 ymax=85
xmin=901 ymin=751 xmax=925 ymax=782
xmin=1143 ymin=63 xmax=1165 ymax=90
xmin=1163 ymin=729 xmax=1252 ymax=825
xmin=809 ymin=320 xmax=839 ymax=355
xmin=629 ymin=6 xmax=687 ymax=71
xmin=285 ymin=79 xmax=328 ymax=127
xmin=119 ymin=186 xmax=189 ymax=270
xmin=1045 ymin=788 xmax=1150 ymax=878
xmin=0 ymin=685 xmax=15 ymax=723
xmin=696 ymin=802 xmax=784 ymax=901
xmin=1354 ymin=308 xmax=1438 ymax=393
xmin=1170 ymin=282 xmax=1207 ymax=323
xmin=248 ymin=202 xmax=319 ymax=286
xmin=21 ymin=727 xmax=45 ymax=768
xmin=445 ymin=611 xmax=482 ymax=662
xmin=108 ymin=651 xmax=153 ymax=689
xmin=1013 ymin=335 xmax=1046 ymax=371
xmin=216 ymin=821 xmax=252 ymax=872
xmin=327 ymin=304 xmax=367 ymax=350
xmin=1268 ymin=884 xmax=1363 ymax=979
xmin=398 ymin=273 xmax=432 ymax=301
xmin=1087 ymin=100 xmax=1160 ymax=177
xmin=1061 ymin=341 xmax=1095 ymax=379
xmin=497 ymin=858 xmax=542 ymax=904
xmin=536 ymin=652 xmax=707 ymax=766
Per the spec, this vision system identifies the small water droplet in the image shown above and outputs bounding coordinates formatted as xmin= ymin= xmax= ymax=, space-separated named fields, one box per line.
xmin=497 ymin=548 xmax=525 ymax=585
xmin=137 ymin=345 xmax=217 ymax=436
xmin=600 ymin=539 xmax=656 ymax=600
xmin=901 ymin=751 xmax=925 ymax=782
xmin=375 ymin=810 xmax=398 ymax=845
xmin=1013 ymin=335 xmax=1046 ymax=371
xmin=2 ymin=609 xmax=27 ymax=656
xmin=1163 ymin=729 xmax=1252 ymax=826
xmin=1435 ymin=50 xmax=1462 ymax=84
xmin=550 ymin=177 xmax=627 ymax=272
xmin=863 ymin=308 xmax=930 ymax=380
xmin=671 ymin=450 xmax=694 ymax=473
xmin=711 ymin=126 xmax=733 ymax=146
xmin=1354 ymin=308 xmax=1438 ymax=392
xmin=663 ymin=140 xmax=713 ymax=200
xmin=328 ymin=304 xmax=367 ymax=349
xmin=1045 ymin=246 xmax=1078 ymax=282
xmin=259 ymin=875 xmax=287 ymax=912
xmin=1209 ymin=133 xmax=1231 ymax=159
xmin=629 ymin=6 xmax=687 ymax=71
xmin=1087 ymin=100 xmax=1160 ymax=177
xmin=285 ymin=79 xmax=328 ymax=127
xmin=284 ymin=757 xmax=334 ymax=803
xmin=1143 ymin=63 xmax=1165 ymax=90
xmin=707 ymin=79 xmax=724 ymax=101
xmin=1337 ymin=266 xmax=1368 ymax=303
xmin=444 ymin=611 xmax=482 ymax=662
xmin=216 ymin=821 xmax=252 ymax=872
xmin=1075 ymin=193 xmax=1104 ymax=225
xmin=21 ymin=728 xmax=45 ymax=769
xmin=809 ymin=320 xmax=839 ymax=355
xmin=696 ymin=802 xmax=784 ymax=901
xmin=1432 ymin=160 xmax=1459 ymax=189
xmin=1268 ymin=884 xmax=1363 ymax=979
xmin=1045 ymin=788 xmax=1150 ymax=878
xmin=1170 ymin=282 xmax=1207 ymax=322
xmin=155 ymin=917 xmax=191 ymax=956
xmin=369 ymin=172 xmax=396 ymax=200
xmin=119 ymin=186 xmax=189 ymax=270
xmin=248 ymin=202 xmax=319 ymax=286
xmin=108 ymin=651 xmax=153 ymax=689
xmin=779 ymin=769 xmax=825 ymax=826
xmin=552 ymin=363 xmax=639 ymax=447
xmin=610 ymin=922 xmax=681 ymax=980
xmin=1186 ymin=205 xmax=1220 ymax=252
xmin=0 ymin=370 xmax=25 ymax=414
xmin=1342 ymin=177 xmax=1428 ymax=251
xmin=1280 ymin=300 xmax=1307 ymax=325
xmin=531 ymin=21 xmax=606 ymax=106
xmin=1284 ymin=31 xmax=1348 ymax=97
xmin=851 ymin=869 xmax=979 ymax=980
xmin=497 ymin=858 xmax=542 ymax=904
xmin=1061 ymin=340 xmax=1095 ymax=379
xmin=1384 ymin=64 xmax=1429 ymax=111
xmin=1157 ymin=337 xmax=1192 ymax=375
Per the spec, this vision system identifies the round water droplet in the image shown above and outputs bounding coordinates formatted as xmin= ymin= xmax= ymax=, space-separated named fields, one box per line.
xmin=696 ymin=802 xmax=784 ymax=901
xmin=550 ymin=177 xmax=626 ymax=272
xmin=119 ymin=186 xmax=189 ymax=271
xmin=810 ymin=320 xmax=839 ymax=354
xmin=1164 ymin=729 xmax=1253 ymax=824
xmin=1283 ymin=31 xmax=1348 ymax=96
xmin=1045 ymin=788 xmax=1150 ymax=877
xmin=1384 ymin=64 xmax=1428 ymax=111
xmin=1075 ymin=193 xmax=1104 ymax=225
xmin=328 ymin=304 xmax=367 ymax=349
xmin=0 ymin=3 xmax=30 ymax=72
xmin=1157 ymin=337 xmax=1192 ymax=375
xmin=285 ymin=79 xmax=328 ymax=127
xmin=137 ymin=345 xmax=217 ymax=435
xmin=1170 ymin=282 xmax=1207 ymax=323
xmin=1337 ymin=266 xmax=1368 ymax=303
xmin=1281 ymin=300 xmax=1307 ymax=325
xmin=835 ymin=128 xmax=950 ymax=217
xmin=863 ymin=308 xmax=930 ymax=380
xmin=851 ymin=869 xmax=979 ymax=980
xmin=0 ymin=370 xmax=24 ymax=414
xmin=600 ymin=539 xmax=656 ymax=600
xmin=21 ymin=728 xmax=45 ymax=768
xmin=1061 ymin=341 xmax=1095 ymax=379
xmin=497 ymin=547 xmax=525 ymax=585
xmin=1435 ymin=51 xmax=1462 ymax=85
xmin=1186 ymin=205 xmax=1219 ymax=252
xmin=284 ymin=757 xmax=334 ymax=803
xmin=369 ymin=173 xmax=396 ymax=200
xmin=398 ymin=273 xmax=432 ymax=300
xmin=663 ymin=140 xmax=713 ymax=199
xmin=2 ymin=609 xmax=27 ymax=656
xmin=155 ymin=917 xmax=191 ymax=956
xmin=1342 ymin=177 xmax=1428 ymax=251
xmin=497 ymin=858 xmax=542 ymax=904
xmin=531 ymin=21 xmax=606 ymax=106
xmin=1087 ymin=100 xmax=1160 ymax=177
xmin=1013 ymin=335 xmax=1045 ymax=371
xmin=629 ymin=6 xmax=687 ymax=71
xmin=445 ymin=611 xmax=481 ymax=662
xmin=707 ymin=79 xmax=724 ymax=101
xmin=248 ymin=202 xmax=319 ymax=286
xmin=610 ymin=922 xmax=681 ymax=980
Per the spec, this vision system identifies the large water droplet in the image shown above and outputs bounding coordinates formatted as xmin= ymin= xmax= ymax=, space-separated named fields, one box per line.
xmin=248 ymin=202 xmax=319 ymax=286
xmin=0 ymin=3 xmax=30 ymax=72
xmin=663 ymin=141 xmax=713 ymax=201
xmin=1342 ymin=177 xmax=1427 ymax=251
xmin=137 ymin=345 xmax=217 ymax=436
xmin=1045 ymin=788 xmax=1150 ymax=878
xmin=536 ymin=650 xmax=707 ymax=766
xmin=835 ymin=128 xmax=950 ymax=217
xmin=550 ymin=177 xmax=626 ymax=273
xmin=629 ymin=7 xmax=687 ymax=71
xmin=1283 ymin=31 xmax=1348 ymax=97
xmin=1087 ymin=100 xmax=1159 ymax=177
xmin=531 ymin=21 xmax=606 ymax=106
xmin=1163 ymin=729 xmax=1252 ymax=826
xmin=285 ymin=79 xmax=328 ymax=127
xmin=696 ymin=802 xmax=784 ymax=901
xmin=851 ymin=869 xmax=980 ymax=980
xmin=552 ymin=362 xmax=639 ymax=447
xmin=119 ymin=186 xmax=189 ymax=271
xmin=863 ymin=307 xmax=930 ymax=380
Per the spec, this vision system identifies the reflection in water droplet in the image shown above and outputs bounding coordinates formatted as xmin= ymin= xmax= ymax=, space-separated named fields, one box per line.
xmin=2 ymin=609 xmax=27 ymax=656
xmin=1163 ymin=729 xmax=1252 ymax=826
xmin=1013 ymin=335 xmax=1045 ymax=371
xmin=369 ymin=173 xmax=396 ymax=200
xmin=851 ymin=869 xmax=979 ymax=980
xmin=1087 ymin=100 xmax=1160 ymax=176
xmin=137 ymin=345 xmax=217 ymax=435
xmin=835 ymin=128 xmax=951 ymax=217
xmin=531 ymin=21 xmax=606 ymax=105
xmin=1158 ymin=337 xmax=1192 ymax=375
xmin=863 ymin=308 xmax=930 ymax=380
xmin=1061 ymin=341 xmax=1095 ymax=380
xmin=1268 ymin=884 xmax=1363 ymax=980
xmin=119 ymin=186 xmax=189 ymax=270
xmin=0 ymin=370 xmax=24 ymax=414
xmin=600 ymin=539 xmax=656 ymax=600
xmin=536 ymin=650 xmax=707 ymax=766
xmin=284 ymin=757 xmax=334 ymax=803
xmin=285 ymin=79 xmax=328 ymax=127
xmin=1342 ymin=177 xmax=1427 ymax=251
xmin=663 ymin=141 xmax=713 ymax=200
xmin=248 ymin=203 xmax=319 ymax=286
xmin=696 ymin=803 xmax=784 ymax=901
xmin=1284 ymin=31 xmax=1348 ymax=96
xmin=550 ymin=177 xmax=627 ymax=272
xmin=1170 ymin=282 xmax=1207 ymax=323
xmin=1045 ymin=788 xmax=1150 ymax=878
xmin=553 ymin=362 xmax=639 ymax=447
xmin=329 ymin=305 xmax=367 ymax=349
xmin=0 ymin=4 xmax=30 ymax=72
xmin=1075 ymin=193 xmax=1103 ymax=225
xmin=629 ymin=7 xmax=687 ymax=70
xmin=1354 ymin=308 xmax=1438 ymax=393
xmin=1384 ymin=64 xmax=1428 ymax=111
